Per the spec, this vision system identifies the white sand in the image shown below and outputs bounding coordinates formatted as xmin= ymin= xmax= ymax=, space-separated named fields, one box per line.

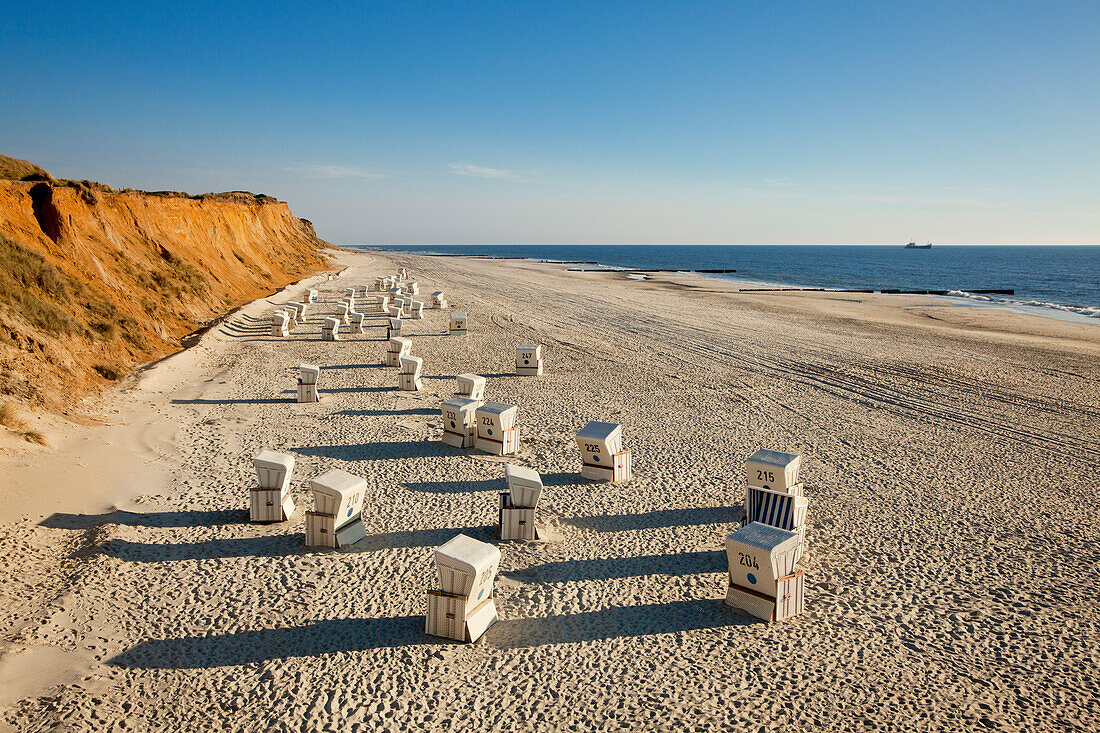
xmin=2 ymin=249 xmax=1099 ymax=731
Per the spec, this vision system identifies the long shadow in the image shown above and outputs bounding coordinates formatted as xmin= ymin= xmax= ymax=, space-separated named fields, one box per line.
xmin=322 ymin=363 xmax=384 ymax=370
xmin=172 ymin=397 xmax=291 ymax=405
xmin=319 ymin=386 xmax=393 ymax=394
xmin=505 ymin=550 xmax=726 ymax=583
xmin=540 ymin=471 xmax=584 ymax=488
xmin=101 ymin=533 xmax=304 ymax=562
xmin=40 ymin=509 xmax=244 ymax=530
xmin=563 ymin=506 xmax=742 ymax=532
xmin=356 ymin=524 xmax=496 ymax=551
xmin=102 ymin=525 xmax=494 ymax=563
xmin=110 ymin=616 xmax=430 ymax=669
xmin=489 ymin=599 xmax=753 ymax=648
xmin=402 ymin=478 xmax=501 ymax=494
xmin=292 ymin=441 xmax=452 ymax=461
xmin=336 ymin=407 xmax=437 ymax=417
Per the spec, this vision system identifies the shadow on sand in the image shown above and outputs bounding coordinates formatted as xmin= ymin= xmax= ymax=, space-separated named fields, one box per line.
xmin=505 ymin=550 xmax=726 ymax=583
xmin=292 ymin=440 xmax=451 ymax=461
xmin=40 ymin=509 xmax=245 ymax=530
xmin=110 ymin=598 xmax=748 ymax=668
xmin=562 ymin=506 xmax=742 ymax=532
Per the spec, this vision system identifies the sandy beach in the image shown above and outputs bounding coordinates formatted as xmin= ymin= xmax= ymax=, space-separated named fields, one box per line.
xmin=2 ymin=248 xmax=1099 ymax=731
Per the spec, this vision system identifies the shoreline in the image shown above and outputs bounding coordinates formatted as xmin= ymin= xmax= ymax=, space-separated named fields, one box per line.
xmin=352 ymin=244 xmax=1100 ymax=326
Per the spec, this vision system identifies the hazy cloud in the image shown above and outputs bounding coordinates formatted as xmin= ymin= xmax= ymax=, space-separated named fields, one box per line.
xmin=288 ymin=164 xmax=385 ymax=179
xmin=448 ymin=163 xmax=515 ymax=179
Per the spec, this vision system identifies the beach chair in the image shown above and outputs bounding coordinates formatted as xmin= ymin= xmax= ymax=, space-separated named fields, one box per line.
xmin=386 ymin=336 xmax=411 ymax=367
xmin=475 ymin=401 xmax=520 ymax=456
xmin=251 ymin=449 xmax=295 ymax=523
xmin=499 ymin=463 xmax=544 ymax=540
xmin=441 ymin=396 xmax=479 ymax=448
xmin=410 ymin=300 xmax=425 ymax=319
xmin=351 ymin=311 xmax=367 ymax=334
xmin=306 ymin=288 xmax=318 ymax=303
xmin=398 ymin=355 xmax=424 ymax=391
xmin=407 ymin=282 xmax=419 ymax=295
xmin=297 ymin=363 xmax=320 ymax=403
xmin=455 ymin=374 xmax=486 ymax=403
xmin=431 ymin=291 xmax=447 ymax=309
xmin=516 ymin=345 xmax=543 ymax=376
xmin=387 ymin=317 xmax=402 ymax=339
xmin=746 ymin=449 xmax=802 ymax=493
xmin=450 ymin=312 xmax=468 ymax=334
xmin=321 ymin=317 xmax=341 ymax=341
xmin=305 ymin=469 xmax=368 ymax=548
xmin=386 ymin=304 xmax=403 ymax=319
xmin=337 ymin=300 xmax=352 ymax=325
xmin=724 ymin=522 xmax=805 ymax=622
xmin=426 ymin=534 xmax=500 ymax=642
xmin=271 ymin=310 xmax=290 ymax=337
xmin=289 ymin=301 xmax=308 ymax=324
xmin=744 ymin=485 xmax=809 ymax=560
xmin=575 ymin=421 xmax=632 ymax=482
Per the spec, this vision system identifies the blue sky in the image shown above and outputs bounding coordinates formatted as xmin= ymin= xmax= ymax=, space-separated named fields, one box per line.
xmin=2 ymin=1 xmax=1097 ymax=244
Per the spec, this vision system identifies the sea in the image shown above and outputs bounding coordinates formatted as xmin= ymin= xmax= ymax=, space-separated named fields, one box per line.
xmin=353 ymin=244 xmax=1100 ymax=324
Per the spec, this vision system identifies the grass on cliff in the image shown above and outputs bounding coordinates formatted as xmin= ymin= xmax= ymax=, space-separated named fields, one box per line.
xmin=0 ymin=234 xmax=85 ymax=336
xmin=0 ymin=401 xmax=48 ymax=445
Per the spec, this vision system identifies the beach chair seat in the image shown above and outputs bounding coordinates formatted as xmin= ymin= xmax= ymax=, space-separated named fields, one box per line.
xmin=297 ymin=363 xmax=320 ymax=402
xmin=426 ymin=534 xmax=500 ymax=642
xmin=455 ymin=374 xmax=486 ymax=403
xmin=387 ymin=317 xmax=402 ymax=339
xmin=450 ymin=312 xmax=467 ymax=334
xmin=475 ymin=401 xmax=519 ymax=456
xmin=305 ymin=469 xmax=367 ymax=549
xmin=398 ymin=355 xmax=424 ymax=391
xmin=575 ymin=421 xmax=632 ymax=482
xmin=250 ymin=449 xmax=295 ymax=522
xmin=386 ymin=336 xmax=411 ymax=367
xmin=724 ymin=522 xmax=805 ymax=622
xmin=431 ymin=291 xmax=447 ymax=308
xmin=516 ymin=345 xmax=543 ymax=376
xmin=321 ymin=317 xmax=341 ymax=341
xmin=271 ymin=310 xmax=290 ymax=337
xmin=441 ymin=396 xmax=479 ymax=448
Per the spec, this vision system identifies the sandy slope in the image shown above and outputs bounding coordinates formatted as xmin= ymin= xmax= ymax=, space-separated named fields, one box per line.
xmin=1 ymin=250 xmax=1098 ymax=732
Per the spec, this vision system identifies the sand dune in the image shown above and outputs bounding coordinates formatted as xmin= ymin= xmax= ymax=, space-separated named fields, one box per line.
xmin=1 ymin=249 xmax=1098 ymax=731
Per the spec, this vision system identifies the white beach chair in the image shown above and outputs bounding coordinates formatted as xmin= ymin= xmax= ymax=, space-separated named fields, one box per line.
xmin=746 ymin=449 xmax=802 ymax=493
xmin=351 ymin=311 xmax=366 ymax=334
xmin=499 ymin=464 xmax=544 ymax=541
xmin=724 ymin=522 xmax=805 ymax=622
xmin=387 ymin=317 xmax=402 ymax=339
xmin=575 ymin=421 xmax=632 ymax=482
xmin=441 ymin=396 xmax=479 ymax=448
xmin=407 ymin=282 xmax=419 ymax=295
xmin=297 ymin=363 xmax=320 ymax=403
xmin=450 ymin=312 xmax=468 ymax=334
xmin=307 ymin=288 xmax=318 ymax=303
xmin=455 ymin=374 xmax=486 ymax=403
xmin=305 ymin=468 xmax=368 ymax=548
xmin=398 ymin=355 xmax=424 ymax=391
xmin=426 ymin=534 xmax=500 ymax=643
xmin=431 ymin=291 xmax=447 ymax=309
xmin=271 ymin=310 xmax=290 ymax=337
xmin=386 ymin=336 xmax=411 ymax=367
xmin=321 ymin=317 xmax=341 ymax=341
xmin=516 ymin=345 xmax=543 ymax=376
xmin=475 ymin=401 xmax=519 ymax=456
xmin=410 ymin=300 xmax=424 ymax=319
xmin=251 ymin=449 xmax=295 ymax=522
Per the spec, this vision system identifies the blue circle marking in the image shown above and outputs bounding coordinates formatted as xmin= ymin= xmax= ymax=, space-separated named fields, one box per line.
xmin=747 ymin=572 xmax=757 ymax=585
xmin=593 ymin=455 xmax=600 ymax=463
xmin=487 ymin=428 xmax=494 ymax=436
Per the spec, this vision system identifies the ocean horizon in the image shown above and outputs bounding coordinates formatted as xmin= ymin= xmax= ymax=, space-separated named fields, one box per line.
xmin=353 ymin=244 xmax=1100 ymax=322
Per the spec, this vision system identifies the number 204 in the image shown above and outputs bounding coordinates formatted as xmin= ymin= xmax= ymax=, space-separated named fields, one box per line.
xmin=738 ymin=553 xmax=759 ymax=570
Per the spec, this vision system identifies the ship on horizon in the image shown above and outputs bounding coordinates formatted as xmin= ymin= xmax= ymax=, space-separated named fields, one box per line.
xmin=905 ymin=241 xmax=932 ymax=249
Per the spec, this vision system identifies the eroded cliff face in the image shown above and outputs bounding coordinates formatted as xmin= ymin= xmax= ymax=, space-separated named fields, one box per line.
xmin=0 ymin=176 xmax=329 ymax=411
